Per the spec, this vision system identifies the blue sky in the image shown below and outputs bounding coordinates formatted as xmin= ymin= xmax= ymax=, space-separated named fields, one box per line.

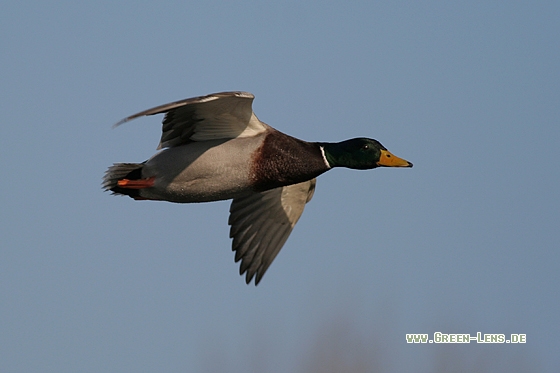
xmin=1 ymin=1 xmax=559 ymax=372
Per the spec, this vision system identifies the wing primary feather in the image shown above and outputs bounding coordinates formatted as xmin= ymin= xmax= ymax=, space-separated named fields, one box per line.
xmin=263 ymin=229 xmax=292 ymax=279
xmin=238 ymin=218 xmax=272 ymax=266
xmin=230 ymin=206 xmax=270 ymax=236
xmin=254 ymin=224 xmax=291 ymax=285
xmin=233 ymin=228 xmax=256 ymax=263
xmin=238 ymin=217 xmax=277 ymax=279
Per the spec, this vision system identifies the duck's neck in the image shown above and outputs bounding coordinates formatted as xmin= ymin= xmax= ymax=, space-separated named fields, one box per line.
xmin=317 ymin=144 xmax=333 ymax=169
xmin=317 ymin=142 xmax=350 ymax=168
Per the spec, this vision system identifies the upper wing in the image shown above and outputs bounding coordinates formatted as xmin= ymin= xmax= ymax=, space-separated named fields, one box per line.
xmin=228 ymin=179 xmax=317 ymax=285
xmin=114 ymin=91 xmax=267 ymax=149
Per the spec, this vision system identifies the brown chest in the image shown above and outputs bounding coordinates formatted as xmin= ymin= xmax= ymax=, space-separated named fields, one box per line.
xmin=250 ymin=130 xmax=329 ymax=191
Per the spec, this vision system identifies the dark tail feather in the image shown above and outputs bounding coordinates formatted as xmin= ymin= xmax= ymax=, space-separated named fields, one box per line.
xmin=102 ymin=162 xmax=145 ymax=198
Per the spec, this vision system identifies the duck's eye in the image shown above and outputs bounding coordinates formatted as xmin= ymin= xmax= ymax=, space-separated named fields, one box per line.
xmin=362 ymin=145 xmax=369 ymax=150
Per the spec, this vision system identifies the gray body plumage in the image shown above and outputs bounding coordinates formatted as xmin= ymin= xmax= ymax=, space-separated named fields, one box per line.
xmin=141 ymin=136 xmax=264 ymax=203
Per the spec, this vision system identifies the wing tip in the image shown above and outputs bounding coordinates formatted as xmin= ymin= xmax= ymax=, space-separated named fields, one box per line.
xmin=244 ymin=269 xmax=261 ymax=286
xmin=112 ymin=117 xmax=129 ymax=128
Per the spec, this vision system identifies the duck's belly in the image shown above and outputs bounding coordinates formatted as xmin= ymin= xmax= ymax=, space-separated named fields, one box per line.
xmin=140 ymin=137 xmax=261 ymax=203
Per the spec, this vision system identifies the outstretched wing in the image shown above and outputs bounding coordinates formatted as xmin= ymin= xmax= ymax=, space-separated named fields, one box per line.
xmin=114 ymin=91 xmax=267 ymax=149
xmin=228 ymin=179 xmax=316 ymax=285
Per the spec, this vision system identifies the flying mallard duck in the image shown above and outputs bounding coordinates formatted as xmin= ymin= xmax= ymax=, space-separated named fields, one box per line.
xmin=103 ymin=91 xmax=412 ymax=285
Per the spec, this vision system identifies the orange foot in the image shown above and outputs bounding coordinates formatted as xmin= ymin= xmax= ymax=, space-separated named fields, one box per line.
xmin=117 ymin=177 xmax=155 ymax=189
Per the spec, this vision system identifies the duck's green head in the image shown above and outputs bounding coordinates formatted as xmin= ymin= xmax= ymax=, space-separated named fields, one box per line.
xmin=321 ymin=138 xmax=413 ymax=170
